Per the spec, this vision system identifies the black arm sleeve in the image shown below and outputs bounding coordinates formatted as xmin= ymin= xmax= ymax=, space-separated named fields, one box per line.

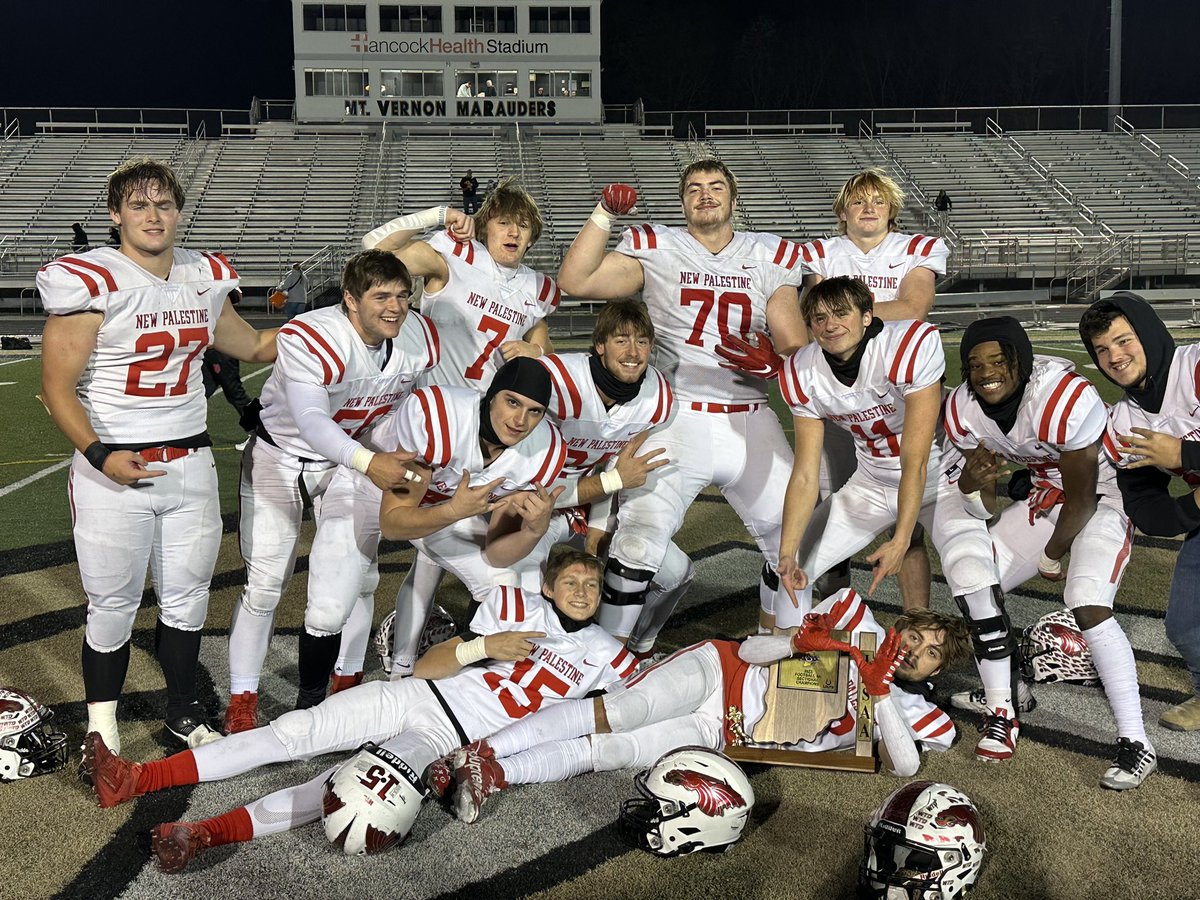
xmin=1117 ymin=466 xmax=1200 ymax=537
xmin=1181 ymin=439 xmax=1200 ymax=474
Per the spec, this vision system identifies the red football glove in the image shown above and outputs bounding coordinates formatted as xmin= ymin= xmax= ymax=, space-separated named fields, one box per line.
xmin=714 ymin=331 xmax=784 ymax=380
xmin=601 ymin=183 xmax=638 ymax=216
xmin=850 ymin=628 xmax=903 ymax=697
xmin=1026 ymin=483 xmax=1064 ymax=525
xmin=791 ymin=613 xmax=854 ymax=654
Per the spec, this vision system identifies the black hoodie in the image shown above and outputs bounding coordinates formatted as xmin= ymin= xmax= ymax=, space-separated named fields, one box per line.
xmin=1080 ymin=292 xmax=1200 ymax=536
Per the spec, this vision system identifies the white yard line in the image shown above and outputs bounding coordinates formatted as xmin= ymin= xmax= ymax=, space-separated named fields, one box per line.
xmin=0 ymin=458 xmax=70 ymax=499
xmin=241 ymin=364 xmax=273 ymax=383
xmin=0 ymin=357 xmax=35 ymax=367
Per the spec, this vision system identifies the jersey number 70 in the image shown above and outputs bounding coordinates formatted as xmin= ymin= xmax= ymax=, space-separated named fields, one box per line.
xmin=680 ymin=289 xmax=752 ymax=348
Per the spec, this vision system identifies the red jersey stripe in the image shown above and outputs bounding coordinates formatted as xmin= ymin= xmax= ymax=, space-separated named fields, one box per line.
xmin=279 ymin=325 xmax=333 ymax=384
xmin=785 ymin=242 xmax=802 ymax=270
xmin=421 ymin=316 xmax=441 ymax=367
xmin=429 ymin=386 xmax=452 ymax=468
xmin=629 ymin=226 xmax=642 ymax=251
xmin=773 ymin=238 xmax=788 ymax=266
xmin=641 ymin=224 xmax=657 ymax=250
xmin=920 ymin=237 xmax=938 ymax=257
xmin=1110 ymin=519 xmax=1134 ymax=584
xmin=289 ymin=320 xmax=347 ymax=383
xmin=945 ymin=390 xmax=967 ymax=444
xmin=904 ymin=325 xmax=939 ymax=384
xmin=47 ymin=262 xmax=101 ymax=299
xmin=912 ymin=708 xmax=944 ymax=732
xmin=60 ymin=256 xmax=119 ymax=293
xmin=923 ymin=718 xmax=954 ymax=740
xmin=813 ymin=239 xmax=825 ymax=259
xmin=801 ymin=244 xmax=813 ymax=264
xmin=1055 ymin=380 xmax=1090 ymax=445
xmin=1193 ymin=356 xmax=1200 ymax=404
xmin=906 ymin=235 xmax=924 ymax=256
xmin=545 ymin=354 xmax=581 ymax=418
xmin=1038 ymin=375 xmax=1077 ymax=442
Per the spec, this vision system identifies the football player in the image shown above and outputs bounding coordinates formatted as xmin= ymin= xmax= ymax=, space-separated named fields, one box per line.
xmin=434 ymin=590 xmax=970 ymax=825
xmin=797 ymin=169 xmax=949 ymax=607
xmin=945 ymin=316 xmax=1154 ymax=789
xmin=1081 ymin=293 xmax=1200 ymax=733
xmin=39 ymin=157 xmax=277 ymax=753
xmin=557 ymin=161 xmax=808 ymax=644
xmin=775 ymin=277 xmax=1013 ymax=762
xmin=346 ymin=178 xmax=561 ymax=679
xmin=224 ymin=250 xmax=437 ymax=730
xmin=80 ymin=549 xmax=637 ymax=873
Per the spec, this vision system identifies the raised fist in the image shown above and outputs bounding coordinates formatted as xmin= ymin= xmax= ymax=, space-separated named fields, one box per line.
xmin=601 ymin=183 xmax=638 ymax=216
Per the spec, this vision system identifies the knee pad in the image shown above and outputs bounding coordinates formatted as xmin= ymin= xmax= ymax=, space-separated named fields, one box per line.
xmin=590 ymin=732 xmax=642 ymax=772
xmin=85 ymin=605 xmax=139 ymax=652
xmin=609 ymin=522 xmax=668 ymax=573
xmin=602 ymin=688 xmax=654 ymax=734
xmin=954 ymin=587 xmax=1018 ymax=661
xmin=602 ymin=557 xmax=655 ymax=607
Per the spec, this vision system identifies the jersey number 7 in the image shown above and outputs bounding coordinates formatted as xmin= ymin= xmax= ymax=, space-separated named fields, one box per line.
xmin=464 ymin=314 xmax=511 ymax=380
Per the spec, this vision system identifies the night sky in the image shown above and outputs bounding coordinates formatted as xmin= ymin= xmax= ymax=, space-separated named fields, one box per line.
xmin=5 ymin=1 xmax=1199 ymax=113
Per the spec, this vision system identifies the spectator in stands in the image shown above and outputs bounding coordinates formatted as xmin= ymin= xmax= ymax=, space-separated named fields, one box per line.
xmin=106 ymin=226 xmax=121 ymax=247
xmin=71 ymin=223 xmax=89 ymax=252
xmin=483 ymin=79 xmax=497 ymax=97
xmin=536 ymin=86 xmax=546 ymax=97
xmin=457 ymin=81 xmax=473 ymax=98
xmin=935 ymin=190 xmax=953 ymax=213
xmin=279 ymin=263 xmax=307 ymax=319
xmin=460 ymin=170 xmax=480 ymax=214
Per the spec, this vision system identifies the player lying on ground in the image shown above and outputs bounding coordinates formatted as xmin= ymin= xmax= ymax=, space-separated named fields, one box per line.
xmin=432 ymin=589 xmax=970 ymax=824
xmin=774 ymin=276 xmax=1016 ymax=763
xmin=80 ymin=548 xmax=637 ymax=872
xmin=944 ymin=316 xmax=1154 ymax=790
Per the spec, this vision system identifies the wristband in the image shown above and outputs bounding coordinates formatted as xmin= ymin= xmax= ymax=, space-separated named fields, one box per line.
xmin=589 ymin=202 xmax=614 ymax=232
xmin=362 ymin=206 xmax=448 ymax=249
xmin=599 ymin=469 xmax=624 ymax=494
xmin=961 ymin=489 xmax=992 ymax=520
xmin=350 ymin=446 xmax=376 ymax=475
xmin=1038 ymin=551 xmax=1063 ymax=576
xmin=83 ymin=440 xmax=112 ymax=472
xmin=454 ymin=636 xmax=489 ymax=666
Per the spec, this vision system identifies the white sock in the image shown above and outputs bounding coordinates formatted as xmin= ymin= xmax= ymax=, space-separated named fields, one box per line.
xmin=500 ymin=737 xmax=594 ymax=785
xmin=246 ymin=766 xmax=331 ymax=836
xmin=391 ymin=652 xmax=417 ymax=679
xmin=334 ymin=592 xmax=373 ymax=675
xmin=193 ymin=725 xmax=290 ymax=781
xmin=488 ymin=698 xmax=596 ymax=759
xmin=87 ymin=700 xmax=120 ymax=755
xmin=228 ymin=599 xmax=274 ymax=694
xmin=1083 ymin=617 xmax=1149 ymax=744
xmin=961 ymin=587 xmax=1014 ymax=714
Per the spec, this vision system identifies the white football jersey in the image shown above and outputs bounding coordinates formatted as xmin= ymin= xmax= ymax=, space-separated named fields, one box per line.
xmin=945 ymin=355 xmax=1119 ymax=500
xmin=1103 ymin=343 xmax=1200 ymax=486
xmin=441 ymin=584 xmax=639 ymax=738
xmin=37 ymin=247 xmax=236 ymax=444
xmin=258 ymin=305 xmax=440 ymax=461
xmin=800 ymin=232 xmax=948 ymax=303
xmin=616 ymin=224 xmax=803 ymax=404
xmin=417 ymin=230 xmax=560 ymax=392
xmin=538 ymin=352 xmax=674 ymax=478
xmin=738 ymin=589 xmax=954 ymax=752
xmin=375 ymin=384 xmax=567 ymax=506
xmin=779 ymin=320 xmax=946 ymax=485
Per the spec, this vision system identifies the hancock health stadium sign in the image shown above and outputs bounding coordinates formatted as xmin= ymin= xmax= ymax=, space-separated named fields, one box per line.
xmin=350 ymin=34 xmax=550 ymax=55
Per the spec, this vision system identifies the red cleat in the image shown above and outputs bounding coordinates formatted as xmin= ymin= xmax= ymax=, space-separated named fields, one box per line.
xmin=223 ymin=691 xmax=259 ymax=735
xmin=82 ymin=731 xmax=144 ymax=808
xmin=151 ymin=821 xmax=214 ymax=873
xmin=452 ymin=742 xmax=507 ymax=824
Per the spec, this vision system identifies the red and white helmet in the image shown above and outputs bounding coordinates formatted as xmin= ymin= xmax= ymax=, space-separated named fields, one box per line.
xmin=322 ymin=742 xmax=427 ymax=855
xmin=859 ymin=780 xmax=986 ymax=900
xmin=618 ymin=746 xmax=754 ymax=857
xmin=0 ymin=687 xmax=69 ymax=781
xmin=1020 ymin=610 xmax=1099 ymax=685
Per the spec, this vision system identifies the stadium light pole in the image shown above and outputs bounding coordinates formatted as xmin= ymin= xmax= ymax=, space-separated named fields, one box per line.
xmin=1107 ymin=0 xmax=1122 ymax=130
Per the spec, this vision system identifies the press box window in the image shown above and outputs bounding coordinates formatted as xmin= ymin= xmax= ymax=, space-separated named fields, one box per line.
xmin=529 ymin=71 xmax=591 ymax=97
xmin=381 ymin=70 xmax=445 ymax=97
xmin=379 ymin=5 xmax=443 ymax=32
xmin=304 ymin=69 xmax=369 ymax=96
xmin=456 ymin=70 xmax=519 ymax=96
xmin=529 ymin=6 xmax=591 ymax=33
xmin=302 ymin=4 xmax=367 ymax=31
xmin=454 ymin=6 xmax=516 ymax=33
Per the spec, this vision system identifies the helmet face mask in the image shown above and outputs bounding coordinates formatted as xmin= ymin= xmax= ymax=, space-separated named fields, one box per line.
xmin=859 ymin=781 xmax=985 ymax=900
xmin=617 ymin=747 xmax=754 ymax=857
xmin=0 ymin=687 xmax=69 ymax=781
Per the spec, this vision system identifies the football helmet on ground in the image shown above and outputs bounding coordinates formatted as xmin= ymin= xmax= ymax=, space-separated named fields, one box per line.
xmin=322 ymin=742 xmax=427 ymax=855
xmin=1020 ymin=610 xmax=1099 ymax=685
xmin=0 ymin=687 xmax=69 ymax=781
xmin=618 ymin=746 xmax=754 ymax=857
xmin=859 ymin=780 xmax=985 ymax=899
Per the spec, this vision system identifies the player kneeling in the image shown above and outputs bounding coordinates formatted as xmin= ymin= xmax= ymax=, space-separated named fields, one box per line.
xmin=432 ymin=589 xmax=969 ymax=824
